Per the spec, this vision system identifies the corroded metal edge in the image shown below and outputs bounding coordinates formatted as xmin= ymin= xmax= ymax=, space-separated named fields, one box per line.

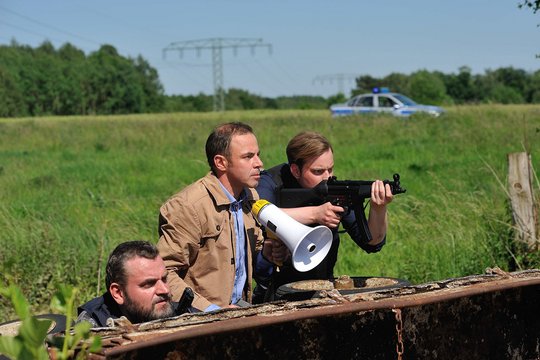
xmin=96 ymin=269 xmax=540 ymax=357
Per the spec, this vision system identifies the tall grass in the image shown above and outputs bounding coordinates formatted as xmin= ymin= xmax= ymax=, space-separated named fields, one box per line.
xmin=1 ymin=106 xmax=539 ymax=322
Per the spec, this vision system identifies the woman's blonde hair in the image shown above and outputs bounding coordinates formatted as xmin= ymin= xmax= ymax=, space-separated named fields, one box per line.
xmin=286 ymin=131 xmax=332 ymax=170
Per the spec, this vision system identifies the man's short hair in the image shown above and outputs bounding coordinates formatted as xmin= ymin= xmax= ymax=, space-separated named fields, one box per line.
xmin=205 ymin=122 xmax=254 ymax=174
xmin=286 ymin=131 xmax=333 ymax=170
xmin=105 ymin=240 xmax=159 ymax=290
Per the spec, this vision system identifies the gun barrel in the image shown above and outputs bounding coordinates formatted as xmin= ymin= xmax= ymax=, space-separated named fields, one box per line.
xmin=388 ymin=173 xmax=406 ymax=195
xmin=327 ymin=173 xmax=406 ymax=197
xmin=278 ymin=173 xmax=406 ymax=209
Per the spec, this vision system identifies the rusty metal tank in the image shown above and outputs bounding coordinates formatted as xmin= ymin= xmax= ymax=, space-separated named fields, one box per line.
xmin=62 ymin=268 xmax=540 ymax=359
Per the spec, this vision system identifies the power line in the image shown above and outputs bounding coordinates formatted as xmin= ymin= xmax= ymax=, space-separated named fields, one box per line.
xmin=158 ymin=60 xmax=213 ymax=92
xmin=0 ymin=19 xmax=64 ymax=43
xmin=313 ymin=73 xmax=359 ymax=95
xmin=0 ymin=5 xmax=101 ymax=46
xmin=163 ymin=37 xmax=272 ymax=111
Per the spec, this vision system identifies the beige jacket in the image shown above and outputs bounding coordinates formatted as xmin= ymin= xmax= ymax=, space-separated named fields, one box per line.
xmin=157 ymin=172 xmax=264 ymax=311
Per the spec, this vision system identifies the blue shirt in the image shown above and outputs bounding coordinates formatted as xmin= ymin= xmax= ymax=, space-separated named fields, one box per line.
xmin=204 ymin=185 xmax=249 ymax=312
xmin=220 ymin=183 xmax=247 ymax=305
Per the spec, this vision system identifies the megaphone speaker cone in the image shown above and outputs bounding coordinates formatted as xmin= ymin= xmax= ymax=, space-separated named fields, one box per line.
xmin=252 ymin=200 xmax=333 ymax=272
xmin=291 ymin=225 xmax=333 ymax=272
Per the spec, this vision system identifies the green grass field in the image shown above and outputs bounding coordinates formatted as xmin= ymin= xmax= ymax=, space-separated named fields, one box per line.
xmin=1 ymin=106 xmax=539 ymax=322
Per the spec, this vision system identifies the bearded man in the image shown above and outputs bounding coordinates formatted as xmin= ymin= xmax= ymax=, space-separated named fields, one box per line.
xmin=77 ymin=241 xmax=190 ymax=327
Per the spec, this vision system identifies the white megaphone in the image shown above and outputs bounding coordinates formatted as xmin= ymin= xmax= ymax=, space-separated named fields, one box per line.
xmin=252 ymin=199 xmax=333 ymax=272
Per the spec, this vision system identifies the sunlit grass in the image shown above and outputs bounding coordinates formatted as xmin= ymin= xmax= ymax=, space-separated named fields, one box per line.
xmin=1 ymin=105 xmax=539 ymax=322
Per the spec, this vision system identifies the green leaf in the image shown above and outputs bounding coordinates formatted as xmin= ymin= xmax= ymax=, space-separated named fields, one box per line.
xmin=45 ymin=334 xmax=65 ymax=350
xmin=88 ymin=336 xmax=102 ymax=352
xmin=19 ymin=345 xmax=48 ymax=360
xmin=73 ymin=321 xmax=91 ymax=338
xmin=17 ymin=317 xmax=51 ymax=348
xmin=0 ymin=335 xmax=23 ymax=358
xmin=6 ymin=285 xmax=31 ymax=320
xmin=50 ymin=285 xmax=74 ymax=314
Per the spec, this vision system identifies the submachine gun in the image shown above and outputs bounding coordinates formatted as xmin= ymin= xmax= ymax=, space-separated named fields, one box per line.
xmin=277 ymin=173 xmax=406 ymax=242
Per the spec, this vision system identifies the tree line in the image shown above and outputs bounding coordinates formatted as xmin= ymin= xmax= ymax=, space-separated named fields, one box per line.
xmin=1 ymin=41 xmax=539 ymax=118
xmin=349 ymin=66 xmax=540 ymax=106
xmin=0 ymin=41 xmax=165 ymax=117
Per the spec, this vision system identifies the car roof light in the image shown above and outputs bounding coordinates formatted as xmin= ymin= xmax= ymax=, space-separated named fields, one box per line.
xmin=372 ymin=87 xmax=390 ymax=94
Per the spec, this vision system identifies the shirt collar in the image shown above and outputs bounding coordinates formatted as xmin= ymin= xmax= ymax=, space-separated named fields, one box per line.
xmin=219 ymin=182 xmax=247 ymax=208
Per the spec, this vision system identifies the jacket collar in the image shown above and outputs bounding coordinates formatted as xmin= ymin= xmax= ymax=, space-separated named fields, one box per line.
xmin=201 ymin=172 xmax=259 ymax=207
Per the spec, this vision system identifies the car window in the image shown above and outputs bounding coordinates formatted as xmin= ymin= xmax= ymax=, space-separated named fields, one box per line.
xmin=378 ymin=96 xmax=395 ymax=108
xmin=392 ymin=94 xmax=417 ymax=106
xmin=355 ymin=96 xmax=373 ymax=107
xmin=346 ymin=97 xmax=358 ymax=106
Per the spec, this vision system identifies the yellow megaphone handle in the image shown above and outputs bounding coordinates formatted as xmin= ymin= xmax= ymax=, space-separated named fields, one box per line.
xmin=251 ymin=199 xmax=271 ymax=218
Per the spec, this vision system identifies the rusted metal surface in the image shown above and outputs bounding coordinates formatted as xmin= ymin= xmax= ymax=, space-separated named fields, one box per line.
xmin=79 ymin=269 xmax=540 ymax=359
xmin=275 ymin=275 xmax=411 ymax=301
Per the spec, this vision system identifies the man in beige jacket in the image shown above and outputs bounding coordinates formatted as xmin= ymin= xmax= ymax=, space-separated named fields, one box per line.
xmin=157 ymin=122 xmax=284 ymax=311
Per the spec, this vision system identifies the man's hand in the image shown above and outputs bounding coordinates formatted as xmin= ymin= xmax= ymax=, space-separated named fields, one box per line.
xmin=262 ymin=236 xmax=290 ymax=266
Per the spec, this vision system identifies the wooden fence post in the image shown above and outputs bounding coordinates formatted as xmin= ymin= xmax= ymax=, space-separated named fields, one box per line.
xmin=507 ymin=152 xmax=538 ymax=252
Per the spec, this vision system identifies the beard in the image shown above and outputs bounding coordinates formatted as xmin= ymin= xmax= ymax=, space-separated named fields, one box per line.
xmin=121 ymin=293 xmax=176 ymax=324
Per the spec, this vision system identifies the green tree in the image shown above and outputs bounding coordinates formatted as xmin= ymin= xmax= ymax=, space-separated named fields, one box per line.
xmin=0 ymin=42 xmax=28 ymax=116
xmin=408 ymin=70 xmax=448 ymax=105
xmin=326 ymin=93 xmax=347 ymax=107
xmin=34 ymin=41 xmax=65 ymax=116
xmin=14 ymin=43 xmax=46 ymax=116
xmin=354 ymin=75 xmax=380 ymax=95
xmin=86 ymin=44 xmax=144 ymax=114
xmin=487 ymin=84 xmax=524 ymax=104
xmin=381 ymin=72 xmax=410 ymax=94
xmin=526 ymin=70 xmax=540 ymax=103
xmin=275 ymin=95 xmax=327 ymax=109
xmin=0 ymin=64 xmax=25 ymax=117
xmin=443 ymin=66 xmax=476 ymax=104
xmin=519 ymin=0 xmax=540 ymax=12
xmin=226 ymin=88 xmax=260 ymax=110
xmin=0 ymin=41 xmax=166 ymax=116
xmin=188 ymin=93 xmax=213 ymax=111
xmin=476 ymin=68 xmax=526 ymax=104
xmin=493 ymin=67 xmax=528 ymax=95
xmin=133 ymin=55 xmax=165 ymax=113
xmin=474 ymin=69 xmax=497 ymax=102
xmin=57 ymin=43 xmax=86 ymax=115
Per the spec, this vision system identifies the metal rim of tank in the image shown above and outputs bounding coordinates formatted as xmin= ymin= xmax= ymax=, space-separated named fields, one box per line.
xmin=275 ymin=276 xmax=411 ymax=301
xmin=0 ymin=313 xmax=67 ymax=337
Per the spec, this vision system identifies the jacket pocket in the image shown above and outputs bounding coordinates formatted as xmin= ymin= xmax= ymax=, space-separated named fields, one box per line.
xmin=199 ymin=214 xmax=228 ymax=250
xmin=198 ymin=215 xmax=230 ymax=274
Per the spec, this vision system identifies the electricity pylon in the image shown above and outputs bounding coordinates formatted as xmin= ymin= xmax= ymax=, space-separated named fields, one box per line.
xmin=313 ymin=74 xmax=358 ymax=95
xmin=163 ymin=38 xmax=272 ymax=112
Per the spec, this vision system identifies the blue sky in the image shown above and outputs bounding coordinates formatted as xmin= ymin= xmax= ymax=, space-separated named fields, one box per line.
xmin=1 ymin=0 xmax=539 ymax=98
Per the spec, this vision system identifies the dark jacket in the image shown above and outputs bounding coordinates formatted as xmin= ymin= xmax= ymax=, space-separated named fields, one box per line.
xmin=255 ymin=163 xmax=385 ymax=291
xmin=76 ymin=292 xmax=124 ymax=328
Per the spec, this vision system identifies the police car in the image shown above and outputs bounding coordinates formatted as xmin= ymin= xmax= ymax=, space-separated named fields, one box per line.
xmin=330 ymin=88 xmax=445 ymax=118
